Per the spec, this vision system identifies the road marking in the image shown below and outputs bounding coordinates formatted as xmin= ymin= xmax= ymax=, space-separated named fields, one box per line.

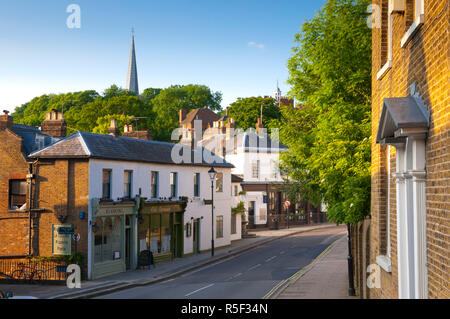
xmin=233 ymin=273 xmax=242 ymax=278
xmin=265 ymin=256 xmax=277 ymax=262
xmin=185 ymin=283 xmax=215 ymax=297
xmin=280 ymin=251 xmax=285 ymax=255
xmin=247 ymin=264 xmax=261 ymax=271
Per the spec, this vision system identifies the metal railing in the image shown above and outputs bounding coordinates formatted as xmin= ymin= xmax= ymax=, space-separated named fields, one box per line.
xmin=246 ymin=212 xmax=328 ymax=229
xmin=0 ymin=257 xmax=69 ymax=284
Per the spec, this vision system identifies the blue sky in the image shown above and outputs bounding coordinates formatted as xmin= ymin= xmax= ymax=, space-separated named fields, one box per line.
xmin=0 ymin=0 xmax=325 ymax=113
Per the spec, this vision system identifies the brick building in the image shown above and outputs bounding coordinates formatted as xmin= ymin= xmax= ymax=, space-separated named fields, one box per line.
xmin=351 ymin=0 xmax=448 ymax=299
xmin=0 ymin=109 xmax=67 ymax=257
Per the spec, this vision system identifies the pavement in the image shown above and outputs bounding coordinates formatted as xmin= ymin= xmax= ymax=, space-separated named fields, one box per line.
xmin=269 ymin=235 xmax=358 ymax=299
xmin=0 ymin=222 xmax=351 ymax=299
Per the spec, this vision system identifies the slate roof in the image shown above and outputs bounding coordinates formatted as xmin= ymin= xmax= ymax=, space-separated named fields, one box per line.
xmin=29 ymin=131 xmax=234 ymax=168
xmin=242 ymin=131 xmax=289 ymax=151
xmin=12 ymin=124 xmax=60 ymax=157
xmin=231 ymin=174 xmax=244 ymax=183
xmin=376 ymin=97 xmax=430 ymax=143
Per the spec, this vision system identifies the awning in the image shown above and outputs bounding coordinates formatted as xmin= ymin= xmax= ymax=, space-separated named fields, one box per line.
xmin=376 ymin=97 xmax=430 ymax=145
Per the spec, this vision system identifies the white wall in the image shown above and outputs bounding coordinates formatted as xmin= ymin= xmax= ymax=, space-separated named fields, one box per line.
xmin=88 ymin=159 xmax=232 ymax=255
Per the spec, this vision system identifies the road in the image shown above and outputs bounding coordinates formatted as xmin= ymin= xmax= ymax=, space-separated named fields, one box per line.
xmin=97 ymin=225 xmax=347 ymax=299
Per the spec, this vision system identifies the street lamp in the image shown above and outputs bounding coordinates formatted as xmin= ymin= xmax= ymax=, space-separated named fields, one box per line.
xmin=208 ymin=167 xmax=217 ymax=257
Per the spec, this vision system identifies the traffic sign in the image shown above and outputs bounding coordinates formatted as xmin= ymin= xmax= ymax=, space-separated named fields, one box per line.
xmin=72 ymin=233 xmax=80 ymax=241
xmin=284 ymin=200 xmax=291 ymax=208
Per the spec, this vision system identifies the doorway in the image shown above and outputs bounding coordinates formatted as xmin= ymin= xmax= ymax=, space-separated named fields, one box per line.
xmin=193 ymin=219 xmax=200 ymax=254
xmin=125 ymin=216 xmax=131 ymax=270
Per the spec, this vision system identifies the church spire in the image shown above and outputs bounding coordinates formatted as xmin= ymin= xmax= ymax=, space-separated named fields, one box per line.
xmin=126 ymin=28 xmax=139 ymax=94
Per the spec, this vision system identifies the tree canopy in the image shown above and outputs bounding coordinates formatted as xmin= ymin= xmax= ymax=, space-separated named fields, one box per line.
xmin=275 ymin=0 xmax=372 ymax=225
xmin=226 ymin=96 xmax=282 ymax=132
xmin=12 ymin=84 xmax=223 ymax=142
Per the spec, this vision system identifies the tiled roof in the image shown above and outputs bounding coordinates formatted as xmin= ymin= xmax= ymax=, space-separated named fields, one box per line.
xmin=180 ymin=108 xmax=220 ymax=126
xmin=12 ymin=124 xmax=60 ymax=157
xmin=30 ymin=131 xmax=234 ymax=168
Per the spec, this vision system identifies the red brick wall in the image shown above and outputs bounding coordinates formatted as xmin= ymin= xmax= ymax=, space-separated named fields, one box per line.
xmin=0 ymin=129 xmax=30 ymax=255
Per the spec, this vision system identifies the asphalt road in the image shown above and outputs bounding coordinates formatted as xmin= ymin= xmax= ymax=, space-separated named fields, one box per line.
xmin=97 ymin=225 xmax=347 ymax=299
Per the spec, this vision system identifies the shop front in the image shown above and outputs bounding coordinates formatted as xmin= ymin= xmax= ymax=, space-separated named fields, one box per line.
xmin=138 ymin=199 xmax=186 ymax=264
xmin=90 ymin=198 xmax=139 ymax=280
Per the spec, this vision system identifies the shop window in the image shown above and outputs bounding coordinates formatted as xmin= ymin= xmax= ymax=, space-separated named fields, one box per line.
xmin=146 ymin=214 xmax=171 ymax=255
xmin=93 ymin=216 xmax=122 ymax=263
xmin=102 ymin=169 xmax=112 ymax=200
xmin=231 ymin=214 xmax=237 ymax=235
xmin=216 ymin=173 xmax=223 ymax=192
xmin=123 ymin=170 xmax=133 ymax=198
xmin=151 ymin=171 xmax=159 ymax=199
xmin=194 ymin=173 xmax=200 ymax=197
xmin=216 ymin=216 xmax=223 ymax=238
xmin=9 ymin=179 xmax=27 ymax=210
xmin=170 ymin=172 xmax=178 ymax=198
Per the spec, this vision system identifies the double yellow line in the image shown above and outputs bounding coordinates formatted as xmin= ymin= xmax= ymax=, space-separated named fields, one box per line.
xmin=262 ymin=236 xmax=345 ymax=299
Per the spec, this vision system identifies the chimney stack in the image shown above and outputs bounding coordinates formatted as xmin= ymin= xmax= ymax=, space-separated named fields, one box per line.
xmin=0 ymin=110 xmax=13 ymax=130
xmin=179 ymin=109 xmax=187 ymax=123
xmin=122 ymin=122 xmax=152 ymax=140
xmin=41 ymin=109 xmax=67 ymax=137
xmin=108 ymin=118 xmax=120 ymax=137
xmin=256 ymin=118 xmax=264 ymax=136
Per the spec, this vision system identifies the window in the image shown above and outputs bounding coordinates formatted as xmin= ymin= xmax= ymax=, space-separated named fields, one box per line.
xmin=9 ymin=180 xmax=27 ymax=210
xmin=123 ymin=170 xmax=133 ymax=198
xmin=151 ymin=171 xmax=159 ymax=199
xmin=216 ymin=172 xmax=223 ymax=192
xmin=234 ymin=185 xmax=238 ymax=196
xmin=401 ymin=0 xmax=425 ymax=47
xmin=377 ymin=0 xmax=392 ymax=80
xmin=271 ymin=160 xmax=279 ymax=179
xmin=34 ymin=136 xmax=45 ymax=151
xmin=194 ymin=173 xmax=200 ymax=197
xmin=216 ymin=216 xmax=223 ymax=238
xmin=93 ymin=216 xmax=122 ymax=263
xmin=170 ymin=172 xmax=178 ymax=198
xmin=252 ymin=160 xmax=260 ymax=178
xmin=231 ymin=214 xmax=237 ymax=235
xmin=102 ymin=170 xmax=112 ymax=200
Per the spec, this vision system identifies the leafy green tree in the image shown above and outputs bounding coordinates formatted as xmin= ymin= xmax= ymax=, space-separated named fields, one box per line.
xmin=151 ymin=84 xmax=222 ymax=141
xmin=227 ymin=96 xmax=281 ymax=131
xmin=276 ymin=0 xmax=372 ymax=225
xmin=11 ymin=84 xmax=221 ymax=143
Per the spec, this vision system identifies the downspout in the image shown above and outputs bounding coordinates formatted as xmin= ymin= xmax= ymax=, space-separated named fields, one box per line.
xmin=27 ymin=160 xmax=38 ymax=256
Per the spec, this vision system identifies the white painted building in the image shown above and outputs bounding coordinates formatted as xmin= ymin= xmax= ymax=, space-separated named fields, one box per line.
xmin=31 ymin=130 xmax=234 ymax=279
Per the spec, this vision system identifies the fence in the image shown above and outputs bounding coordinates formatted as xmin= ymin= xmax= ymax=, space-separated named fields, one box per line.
xmin=0 ymin=257 xmax=69 ymax=284
xmin=247 ymin=212 xmax=328 ymax=229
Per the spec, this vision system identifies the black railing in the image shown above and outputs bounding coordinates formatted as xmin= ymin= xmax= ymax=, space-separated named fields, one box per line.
xmin=0 ymin=257 xmax=69 ymax=284
xmin=247 ymin=212 xmax=328 ymax=229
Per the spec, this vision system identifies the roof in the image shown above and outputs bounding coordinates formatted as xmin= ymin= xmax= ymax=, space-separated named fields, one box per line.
xmin=180 ymin=108 xmax=220 ymax=126
xmin=376 ymin=97 xmax=430 ymax=144
xmin=243 ymin=131 xmax=289 ymax=151
xmin=29 ymin=131 xmax=234 ymax=168
xmin=12 ymin=124 xmax=60 ymax=157
xmin=231 ymin=174 xmax=243 ymax=183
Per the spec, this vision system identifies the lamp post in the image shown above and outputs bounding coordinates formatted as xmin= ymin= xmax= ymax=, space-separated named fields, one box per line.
xmin=208 ymin=167 xmax=217 ymax=257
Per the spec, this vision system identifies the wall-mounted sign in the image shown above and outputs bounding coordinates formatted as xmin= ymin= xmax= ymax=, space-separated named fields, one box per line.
xmin=52 ymin=224 xmax=72 ymax=255
xmin=204 ymin=200 xmax=213 ymax=205
xmin=57 ymin=226 xmax=75 ymax=235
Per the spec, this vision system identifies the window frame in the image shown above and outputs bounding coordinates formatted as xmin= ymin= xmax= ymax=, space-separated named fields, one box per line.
xmin=401 ymin=0 xmax=425 ymax=47
xmin=151 ymin=171 xmax=159 ymax=199
xmin=170 ymin=172 xmax=178 ymax=198
xmin=216 ymin=215 xmax=224 ymax=238
xmin=216 ymin=172 xmax=223 ymax=193
xmin=123 ymin=170 xmax=133 ymax=199
xmin=102 ymin=169 xmax=112 ymax=200
xmin=8 ymin=179 xmax=27 ymax=211
xmin=193 ymin=173 xmax=200 ymax=197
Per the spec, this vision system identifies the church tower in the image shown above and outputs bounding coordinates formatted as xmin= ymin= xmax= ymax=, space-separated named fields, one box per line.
xmin=274 ymin=81 xmax=281 ymax=106
xmin=126 ymin=29 xmax=139 ymax=94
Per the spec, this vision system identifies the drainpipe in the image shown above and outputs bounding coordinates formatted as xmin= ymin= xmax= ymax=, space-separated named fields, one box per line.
xmin=347 ymin=223 xmax=356 ymax=296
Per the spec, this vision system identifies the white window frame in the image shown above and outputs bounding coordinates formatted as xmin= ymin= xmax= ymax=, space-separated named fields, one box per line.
xmin=401 ymin=0 xmax=425 ymax=47
xmin=377 ymin=1 xmax=394 ymax=80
